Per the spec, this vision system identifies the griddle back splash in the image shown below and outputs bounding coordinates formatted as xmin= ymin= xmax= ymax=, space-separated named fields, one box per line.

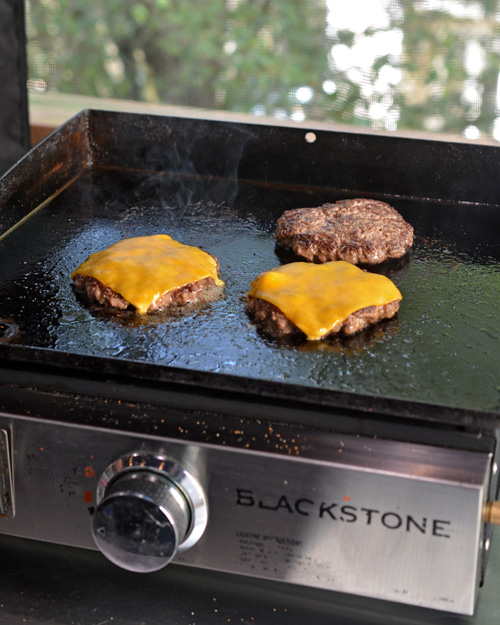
xmin=0 ymin=110 xmax=499 ymax=415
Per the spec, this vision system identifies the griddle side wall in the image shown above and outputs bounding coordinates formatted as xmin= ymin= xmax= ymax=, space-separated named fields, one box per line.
xmin=86 ymin=109 xmax=500 ymax=205
xmin=0 ymin=111 xmax=91 ymax=236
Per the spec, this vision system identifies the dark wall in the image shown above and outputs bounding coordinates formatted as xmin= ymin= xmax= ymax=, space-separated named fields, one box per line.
xmin=0 ymin=0 xmax=30 ymax=175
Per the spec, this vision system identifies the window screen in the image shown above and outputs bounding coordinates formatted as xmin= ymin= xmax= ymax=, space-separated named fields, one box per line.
xmin=26 ymin=0 xmax=500 ymax=141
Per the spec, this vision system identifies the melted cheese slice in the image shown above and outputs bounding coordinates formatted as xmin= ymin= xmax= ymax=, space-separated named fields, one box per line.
xmin=71 ymin=234 xmax=224 ymax=313
xmin=247 ymin=261 xmax=402 ymax=340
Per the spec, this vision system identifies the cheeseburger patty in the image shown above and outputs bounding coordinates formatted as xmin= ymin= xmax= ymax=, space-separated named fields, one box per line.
xmin=247 ymin=296 xmax=400 ymax=339
xmin=71 ymin=234 xmax=223 ymax=314
xmin=72 ymin=274 xmax=220 ymax=313
xmin=246 ymin=260 xmax=402 ymax=341
xmin=275 ymin=198 xmax=413 ymax=265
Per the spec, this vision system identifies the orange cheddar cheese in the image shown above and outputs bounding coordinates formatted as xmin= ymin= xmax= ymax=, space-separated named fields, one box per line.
xmin=247 ymin=260 xmax=402 ymax=340
xmin=71 ymin=234 xmax=224 ymax=314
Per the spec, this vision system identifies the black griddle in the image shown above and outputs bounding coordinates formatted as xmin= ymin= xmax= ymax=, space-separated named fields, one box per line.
xmin=0 ymin=109 xmax=499 ymax=433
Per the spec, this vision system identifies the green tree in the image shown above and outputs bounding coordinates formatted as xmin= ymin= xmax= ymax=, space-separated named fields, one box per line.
xmin=323 ymin=0 xmax=500 ymax=138
xmin=26 ymin=0 xmax=329 ymax=117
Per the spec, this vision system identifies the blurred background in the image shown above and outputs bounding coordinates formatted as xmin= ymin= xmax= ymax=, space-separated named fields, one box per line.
xmin=25 ymin=0 xmax=500 ymax=143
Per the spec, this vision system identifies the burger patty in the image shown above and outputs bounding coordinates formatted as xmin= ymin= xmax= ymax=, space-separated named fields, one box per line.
xmin=247 ymin=296 xmax=400 ymax=338
xmin=275 ymin=198 xmax=414 ymax=265
xmin=72 ymin=274 xmax=219 ymax=313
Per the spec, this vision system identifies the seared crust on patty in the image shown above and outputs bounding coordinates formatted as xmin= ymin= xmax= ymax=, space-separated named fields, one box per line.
xmin=275 ymin=199 xmax=413 ymax=265
xmin=73 ymin=274 xmax=220 ymax=313
xmin=247 ymin=296 xmax=400 ymax=338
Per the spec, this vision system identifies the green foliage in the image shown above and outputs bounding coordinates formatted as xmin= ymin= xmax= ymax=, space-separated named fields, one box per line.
xmin=25 ymin=0 xmax=500 ymax=140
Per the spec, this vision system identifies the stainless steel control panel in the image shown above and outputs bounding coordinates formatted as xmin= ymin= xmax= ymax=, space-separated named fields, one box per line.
xmin=0 ymin=413 xmax=492 ymax=615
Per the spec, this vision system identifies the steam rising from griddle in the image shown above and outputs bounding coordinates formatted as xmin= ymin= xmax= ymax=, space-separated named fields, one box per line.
xmin=133 ymin=122 xmax=257 ymax=221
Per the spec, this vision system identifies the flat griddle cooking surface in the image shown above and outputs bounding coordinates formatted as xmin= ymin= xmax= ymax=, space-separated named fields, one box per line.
xmin=1 ymin=162 xmax=499 ymax=415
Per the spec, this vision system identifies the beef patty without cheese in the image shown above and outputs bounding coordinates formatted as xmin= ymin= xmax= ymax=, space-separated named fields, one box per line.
xmin=71 ymin=234 xmax=224 ymax=313
xmin=275 ymin=198 xmax=413 ymax=265
xmin=247 ymin=260 xmax=402 ymax=340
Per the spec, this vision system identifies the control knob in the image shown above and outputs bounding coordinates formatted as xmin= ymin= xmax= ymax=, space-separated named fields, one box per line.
xmin=91 ymin=453 xmax=207 ymax=573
